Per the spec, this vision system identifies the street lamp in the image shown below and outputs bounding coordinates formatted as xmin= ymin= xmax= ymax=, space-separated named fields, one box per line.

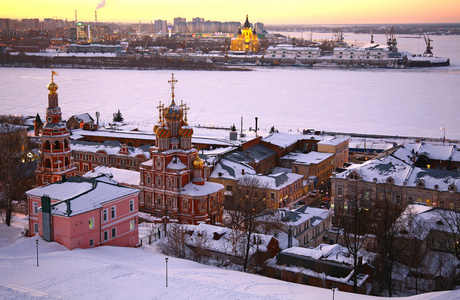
xmin=165 ymin=257 xmax=169 ymax=287
xmin=331 ymin=285 xmax=338 ymax=300
xmin=440 ymin=127 xmax=448 ymax=146
xmin=36 ymin=239 xmax=39 ymax=267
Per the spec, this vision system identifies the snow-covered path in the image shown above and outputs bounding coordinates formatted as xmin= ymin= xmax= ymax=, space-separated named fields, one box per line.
xmin=0 ymin=224 xmax=459 ymax=300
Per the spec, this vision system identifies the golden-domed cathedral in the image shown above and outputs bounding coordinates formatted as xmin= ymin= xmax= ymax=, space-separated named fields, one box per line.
xmin=36 ymin=71 xmax=77 ymax=186
xmin=140 ymin=74 xmax=224 ymax=225
xmin=230 ymin=15 xmax=260 ymax=53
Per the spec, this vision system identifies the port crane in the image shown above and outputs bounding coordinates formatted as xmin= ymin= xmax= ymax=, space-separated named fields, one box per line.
xmin=421 ymin=31 xmax=433 ymax=57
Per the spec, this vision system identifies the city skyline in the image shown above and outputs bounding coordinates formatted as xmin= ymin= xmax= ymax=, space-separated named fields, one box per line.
xmin=1 ymin=0 xmax=459 ymax=25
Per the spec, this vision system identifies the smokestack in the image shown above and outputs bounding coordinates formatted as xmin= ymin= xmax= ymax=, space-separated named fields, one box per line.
xmin=75 ymin=10 xmax=77 ymax=23
xmin=95 ymin=10 xmax=97 ymax=23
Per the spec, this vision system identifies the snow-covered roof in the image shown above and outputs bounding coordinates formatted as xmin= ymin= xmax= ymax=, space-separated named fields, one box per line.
xmin=186 ymin=223 xmax=276 ymax=258
xmin=239 ymin=172 xmax=304 ymax=190
xmin=391 ymin=142 xmax=457 ymax=162
xmin=0 ymin=123 xmax=28 ymax=133
xmin=71 ymin=140 xmax=150 ymax=158
xmin=281 ymin=151 xmax=334 ymax=165
xmin=71 ymin=113 xmax=94 ymax=123
xmin=210 ymin=158 xmax=256 ymax=180
xmin=395 ymin=204 xmax=460 ymax=240
xmin=335 ymin=155 xmax=460 ymax=192
xmin=180 ymin=181 xmax=224 ymax=197
xmin=83 ymin=166 xmax=140 ymax=187
xmin=317 ymin=137 xmax=349 ymax=146
xmin=75 ymin=128 xmax=156 ymax=141
xmin=166 ymin=156 xmax=187 ymax=170
xmin=262 ymin=132 xmax=308 ymax=148
xmin=26 ymin=175 xmax=139 ymax=216
xmin=266 ymin=44 xmax=320 ymax=51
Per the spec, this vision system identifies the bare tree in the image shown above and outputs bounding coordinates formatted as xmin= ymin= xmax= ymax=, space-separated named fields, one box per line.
xmin=0 ymin=115 xmax=35 ymax=226
xmin=371 ymin=187 xmax=406 ymax=297
xmin=336 ymin=182 xmax=372 ymax=293
xmin=157 ymin=224 xmax=190 ymax=259
xmin=434 ymin=209 xmax=460 ymax=260
xmin=225 ymin=176 xmax=269 ymax=272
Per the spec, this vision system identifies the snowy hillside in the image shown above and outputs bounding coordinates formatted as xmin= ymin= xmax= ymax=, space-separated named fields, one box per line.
xmin=0 ymin=223 xmax=458 ymax=300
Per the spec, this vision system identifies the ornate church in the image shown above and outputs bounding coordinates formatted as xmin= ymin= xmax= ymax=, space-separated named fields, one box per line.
xmin=230 ymin=15 xmax=260 ymax=53
xmin=139 ymin=74 xmax=224 ymax=225
xmin=35 ymin=71 xmax=77 ymax=186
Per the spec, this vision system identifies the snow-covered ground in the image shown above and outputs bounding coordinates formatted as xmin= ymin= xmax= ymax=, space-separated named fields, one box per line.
xmin=0 ymin=222 xmax=459 ymax=300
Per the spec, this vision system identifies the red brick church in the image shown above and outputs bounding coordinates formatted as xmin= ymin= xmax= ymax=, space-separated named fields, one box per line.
xmin=139 ymin=74 xmax=224 ymax=225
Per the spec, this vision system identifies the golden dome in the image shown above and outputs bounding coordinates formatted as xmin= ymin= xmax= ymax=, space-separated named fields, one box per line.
xmin=193 ymin=153 xmax=204 ymax=169
xmin=47 ymin=80 xmax=58 ymax=94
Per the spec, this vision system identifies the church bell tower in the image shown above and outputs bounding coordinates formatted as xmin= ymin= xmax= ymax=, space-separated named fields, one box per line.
xmin=36 ymin=70 xmax=76 ymax=186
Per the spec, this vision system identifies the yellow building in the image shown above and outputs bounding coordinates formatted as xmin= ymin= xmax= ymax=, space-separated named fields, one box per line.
xmin=230 ymin=15 xmax=260 ymax=53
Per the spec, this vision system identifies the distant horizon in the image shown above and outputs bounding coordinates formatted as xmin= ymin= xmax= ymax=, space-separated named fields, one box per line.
xmin=1 ymin=0 xmax=459 ymax=25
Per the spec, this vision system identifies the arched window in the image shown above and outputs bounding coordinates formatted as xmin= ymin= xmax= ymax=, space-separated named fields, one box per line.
xmin=65 ymin=157 xmax=70 ymax=166
xmin=54 ymin=140 xmax=60 ymax=150
xmin=44 ymin=140 xmax=51 ymax=150
xmin=64 ymin=139 xmax=69 ymax=149
xmin=44 ymin=158 xmax=51 ymax=168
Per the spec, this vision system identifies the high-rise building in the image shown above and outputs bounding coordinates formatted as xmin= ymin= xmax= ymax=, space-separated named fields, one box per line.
xmin=154 ymin=19 xmax=167 ymax=33
xmin=173 ymin=17 xmax=186 ymax=33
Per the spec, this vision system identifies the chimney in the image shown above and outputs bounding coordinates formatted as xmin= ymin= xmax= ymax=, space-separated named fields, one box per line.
xmin=242 ymin=169 xmax=245 ymax=175
xmin=255 ymin=117 xmax=258 ymax=137
xmin=66 ymin=200 xmax=72 ymax=216
xmin=288 ymin=226 xmax=292 ymax=248
xmin=95 ymin=10 xmax=97 ymax=23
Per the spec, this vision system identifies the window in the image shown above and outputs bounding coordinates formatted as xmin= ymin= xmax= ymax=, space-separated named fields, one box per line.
xmin=337 ymin=187 xmax=343 ymax=196
xmin=90 ymin=239 xmax=94 ymax=247
xmin=130 ymin=220 xmax=135 ymax=231
xmin=111 ymin=227 xmax=117 ymax=238
xmin=103 ymin=231 xmax=108 ymax=241
xmin=103 ymin=209 xmax=108 ymax=222
xmin=33 ymin=202 xmax=38 ymax=214
xmin=34 ymin=223 xmax=39 ymax=233
xmin=89 ymin=218 xmax=94 ymax=229
xmin=111 ymin=206 xmax=116 ymax=219
xmin=129 ymin=199 xmax=134 ymax=212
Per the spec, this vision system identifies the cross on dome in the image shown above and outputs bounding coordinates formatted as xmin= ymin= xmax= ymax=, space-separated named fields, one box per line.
xmin=180 ymin=100 xmax=189 ymax=124
xmin=168 ymin=73 xmax=178 ymax=102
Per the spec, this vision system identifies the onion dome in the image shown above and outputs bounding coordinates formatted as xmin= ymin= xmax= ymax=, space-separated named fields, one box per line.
xmin=193 ymin=153 xmax=204 ymax=169
xmin=164 ymin=100 xmax=183 ymax=121
xmin=178 ymin=126 xmax=193 ymax=138
xmin=47 ymin=80 xmax=58 ymax=94
xmin=153 ymin=123 xmax=160 ymax=134
xmin=155 ymin=126 xmax=171 ymax=139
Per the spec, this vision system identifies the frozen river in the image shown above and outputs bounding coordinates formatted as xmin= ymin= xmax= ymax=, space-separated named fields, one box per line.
xmin=1 ymin=34 xmax=459 ymax=140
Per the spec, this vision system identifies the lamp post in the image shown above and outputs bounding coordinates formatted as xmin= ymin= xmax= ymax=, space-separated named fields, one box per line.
xmin=440 ymin=127 xmax=448 ymax=146
xmin=331 ymin=285 xmax=337 ymax=300
xmin=36 ymin=239 xmax=39 ymax=267
xmin=165 ymin=257 xmax=169 ymax=287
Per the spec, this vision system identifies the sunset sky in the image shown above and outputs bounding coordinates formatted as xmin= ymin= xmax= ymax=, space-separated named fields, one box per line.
xmin=1 ymin=0 xmax=459 ymax=25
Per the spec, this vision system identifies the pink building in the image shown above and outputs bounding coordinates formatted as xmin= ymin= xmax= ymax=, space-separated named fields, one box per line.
xmin=27 ymin=174 xmax=139 ymax=250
